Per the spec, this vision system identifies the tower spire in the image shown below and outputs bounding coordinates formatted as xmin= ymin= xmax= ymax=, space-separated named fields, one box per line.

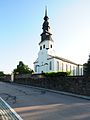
xmin=40 ymin=7 xmax=53 ymax=43
xmin=44 ymin=6 xmax=48 ymax=21
xmin=45 ymin=6 xmax=47 ymax=17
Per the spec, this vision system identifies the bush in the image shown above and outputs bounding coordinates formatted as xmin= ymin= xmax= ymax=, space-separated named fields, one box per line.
xmin=44 ymin=71 xmax=71 ymax=77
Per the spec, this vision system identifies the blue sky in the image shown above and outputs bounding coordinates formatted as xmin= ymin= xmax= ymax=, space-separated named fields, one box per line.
xmin=0 ymin=0 xmax=90 ymax=73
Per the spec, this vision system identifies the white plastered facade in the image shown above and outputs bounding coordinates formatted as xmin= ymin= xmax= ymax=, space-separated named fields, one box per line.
xmin=34 ymin=38 xmax=83 ymax=76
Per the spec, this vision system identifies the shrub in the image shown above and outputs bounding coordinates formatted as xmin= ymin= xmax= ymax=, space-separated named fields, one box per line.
xmin=44 ymin=71 xmax=71 ymax=77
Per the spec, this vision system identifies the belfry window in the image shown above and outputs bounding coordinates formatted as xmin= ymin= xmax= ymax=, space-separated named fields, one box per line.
xmin=43 ymin=45 xmax=45 ymax=49
xmin=40 ymin=46 xmax=42 ymax=50
xmin=50 ymin=44 xmax=52 ymax=48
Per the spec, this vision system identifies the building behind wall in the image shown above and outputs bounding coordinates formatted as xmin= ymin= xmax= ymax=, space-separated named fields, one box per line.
xmin=34 ymin=8 xmax=83 ymax=76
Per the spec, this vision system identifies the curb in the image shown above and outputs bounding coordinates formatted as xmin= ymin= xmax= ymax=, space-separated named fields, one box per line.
xmin=28 ymin=86 xmax=90 ymax=100
xmin=12 ymin=83 xmax=90 ymax=100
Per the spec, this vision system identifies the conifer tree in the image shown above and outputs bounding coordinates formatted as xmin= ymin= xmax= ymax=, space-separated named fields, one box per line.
xmin=83 ymin=55 xmax=90 ymax=76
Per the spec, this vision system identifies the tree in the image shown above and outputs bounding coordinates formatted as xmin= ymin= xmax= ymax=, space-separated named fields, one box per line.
xmin=83 ymin=55 xmax=90 ymax=76
xmin=13 ymin=61 xmax=33 ymax=74
xmin=0 ymin=71 xmax=5 ymax=76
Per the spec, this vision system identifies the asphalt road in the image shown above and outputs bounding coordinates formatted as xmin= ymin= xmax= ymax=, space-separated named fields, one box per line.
xmin=0 ymin=82 xmax=90 ymax=120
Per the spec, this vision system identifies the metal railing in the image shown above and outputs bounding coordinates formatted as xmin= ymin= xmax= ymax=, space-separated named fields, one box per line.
xmin=0 ymin=97 xmax=23 ymax=120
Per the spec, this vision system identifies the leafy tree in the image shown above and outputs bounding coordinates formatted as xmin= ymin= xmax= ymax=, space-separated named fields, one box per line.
xmin=13 ymin=61 xmax=33 ymax=74
xmin=83 ymin=55 xmax=90 ymax=76
xmin=0 ymin=71 xmax=5 ymax=76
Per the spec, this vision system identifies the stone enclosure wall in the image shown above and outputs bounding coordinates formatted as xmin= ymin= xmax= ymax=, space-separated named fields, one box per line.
xmin=0 ymin=74 xmax=90 ymax=96
xmin=13 ymin=74 xmax=90 ymax=96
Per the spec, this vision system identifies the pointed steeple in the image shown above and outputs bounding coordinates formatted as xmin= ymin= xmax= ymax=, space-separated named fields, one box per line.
xmin=43 ymin=6 xmax=50 ymax=32
xmin=40 ymin=7 xmax=53 ymax=43
xmin=44 ymin=6 xmax=48 ymax=21
xmin=45 ymin=6 xmax=47 ymax=16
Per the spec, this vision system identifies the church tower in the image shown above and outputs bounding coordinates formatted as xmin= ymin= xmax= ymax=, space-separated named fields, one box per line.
xmin=39 ymin=7 xmax=55 ymax=55
xmin=34 ymin=7 xmax=55 ymax=73
xmin=34 ymin=7 xmax=83 ymax=75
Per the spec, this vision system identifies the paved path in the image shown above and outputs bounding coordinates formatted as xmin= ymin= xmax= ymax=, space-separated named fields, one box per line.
xmin=0 ymin=82 xmax=90 ymax=120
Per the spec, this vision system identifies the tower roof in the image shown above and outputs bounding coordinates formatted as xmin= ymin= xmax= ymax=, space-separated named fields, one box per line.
xmin=40 ymin=7 xmax=53 ymax=43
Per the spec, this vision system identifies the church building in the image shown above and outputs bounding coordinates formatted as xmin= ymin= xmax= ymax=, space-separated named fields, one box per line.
xmin=34 ymin=8 xmax=83 ymax=76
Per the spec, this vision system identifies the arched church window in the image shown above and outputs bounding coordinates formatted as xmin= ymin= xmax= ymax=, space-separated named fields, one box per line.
xmin=66 ymin=64 xmax=68 ymax=71
xmin=35 ymin=65 xmax=37 ymax=72
xmin=81 ymin=68 xmax=83 ymax=75
xmin=49 ymin=61 xmax=52 ymax=70
xmin=62 ymin=63 xmax=64 ymax=71
xmin=57 ymin=61 xmax=59 ymax=71
xmin=70 ymin=65 xmax=71 ymax=72
xmin=73 ymin=66 xmax=75 ymax=76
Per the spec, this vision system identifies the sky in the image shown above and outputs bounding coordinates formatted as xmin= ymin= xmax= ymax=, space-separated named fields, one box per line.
xmin=0 ymin=0 xmax=90 ymax=74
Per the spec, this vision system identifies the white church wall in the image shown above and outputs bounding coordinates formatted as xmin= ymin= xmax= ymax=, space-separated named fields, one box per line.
xmin=52 ymin=58 xmax=80 ymax=76
xmin=34 ymin=55 xmax=83 ymax=76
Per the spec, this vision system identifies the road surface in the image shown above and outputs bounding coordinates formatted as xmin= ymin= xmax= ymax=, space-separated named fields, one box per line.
xmin=0 ymin=82 xmax=90 ymax=120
